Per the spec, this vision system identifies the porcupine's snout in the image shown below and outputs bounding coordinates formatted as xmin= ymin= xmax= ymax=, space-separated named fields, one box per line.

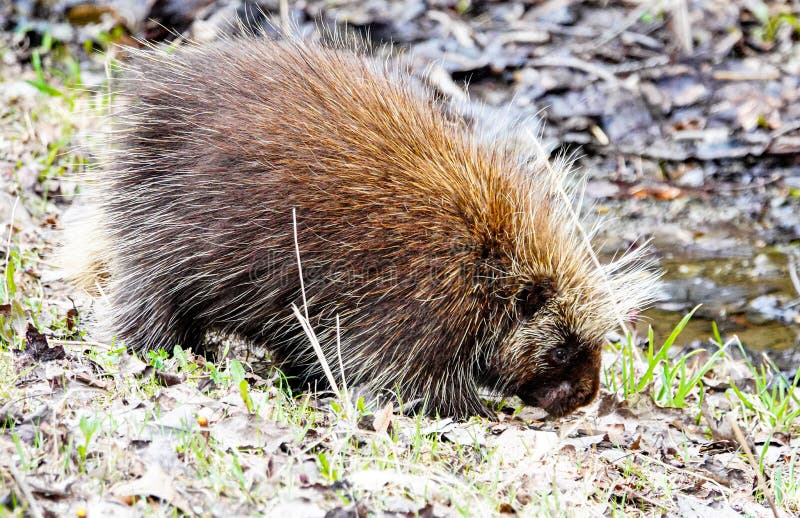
xmin=516 ymin=348 xmax=601 ymax=417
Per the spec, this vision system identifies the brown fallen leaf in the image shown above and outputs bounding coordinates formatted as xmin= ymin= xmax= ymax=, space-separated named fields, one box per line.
xmin=72 ymin=372 xmax=113 ymax=391
xmin=66 ymin=4 xmax=120 ymax=26
xmin=372 ymin=402 xmax=394 ymax=435
xmin=65 ymin=308 xmax=78 ymax=332
xmin=628 ymin=184 xmax=683 ymax=201
xmin=676 ymin=494 xmax=741 ymax=518
xmin=25 ymin=474 xmax=75 ymax=498
xmin=118 ymin=353 xmax=147 ymax=377
xmin=111 ymin=464 xmax=194 ymax=516
xmin=515 ymin=406 xmax=549 ymax=422
xmin=210 ymin=412 xmax=292 ymax=452
xmin=25 ymin=323 xmax=48 ymax=349
xmin=24 ymin=323 xmax=65 ymax=361
xmin=699 ymin=401 xmax=739 ymax=451
xmin=498 ymin=502 xmax=515 ymax=514
xmin=560 ymin=433 xmax=606 ymax=452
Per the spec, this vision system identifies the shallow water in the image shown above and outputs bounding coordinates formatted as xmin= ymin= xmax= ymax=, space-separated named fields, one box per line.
xmin=638 ymin=251 xmax=800 ymax=371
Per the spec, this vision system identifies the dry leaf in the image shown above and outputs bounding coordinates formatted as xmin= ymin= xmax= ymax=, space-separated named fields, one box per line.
xmin=629 ymin=184 xmax=683 ymax=201
xmin=491 ymin=429 xmax=559 ymax=465
xmin=372 ymin=402 xmax=394 ymax=435
xmin=111 ymin=464 xmax=194 ymax=515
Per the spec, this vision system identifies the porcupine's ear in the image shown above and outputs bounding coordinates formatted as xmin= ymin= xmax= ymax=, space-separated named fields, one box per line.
xmin=517 ymin=278 xmax=557 ymax=316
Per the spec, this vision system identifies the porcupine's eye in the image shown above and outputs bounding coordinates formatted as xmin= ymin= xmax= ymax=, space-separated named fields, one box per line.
xmin=517 ymin=278 xmax=556 ymax=316
xmin=552 ymin=347 xmax=569 ymax=364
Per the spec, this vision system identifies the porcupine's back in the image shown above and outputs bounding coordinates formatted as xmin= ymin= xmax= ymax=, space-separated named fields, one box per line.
xmin=91 ymin=36 xmax=657 ymax=418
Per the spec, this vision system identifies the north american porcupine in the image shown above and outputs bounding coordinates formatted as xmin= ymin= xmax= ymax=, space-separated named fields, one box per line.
xmin=73 ymin=35 xmax=659 ymax=418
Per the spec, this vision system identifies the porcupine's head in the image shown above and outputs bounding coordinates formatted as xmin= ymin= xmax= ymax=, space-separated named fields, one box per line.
xmin=476 ymin=151 xmax=661 ymax=418
xmin=492 ymin=273 xmax=637 ymax=418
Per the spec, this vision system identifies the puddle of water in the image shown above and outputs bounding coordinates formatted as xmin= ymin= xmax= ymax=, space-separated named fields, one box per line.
xmin=640 ymin=308 xmax=798 ymax=352
xmin=634 ymin=251 xmax=799 ymax=368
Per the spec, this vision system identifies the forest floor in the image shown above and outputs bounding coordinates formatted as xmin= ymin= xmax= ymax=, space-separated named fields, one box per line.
xmin=1 ymin=0 xmax=799 ymax=516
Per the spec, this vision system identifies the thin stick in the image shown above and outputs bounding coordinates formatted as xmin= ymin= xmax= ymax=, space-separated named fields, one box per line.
xmin=292 ymin=208 xmax=309 ymax=323
xmin=726 ymin=413 xmax=780 ymax=518
xmin=671 ymin=0 xmax=693 ymax=54
xmin=48 ymin=339 xmax=111 ymax=350
xmin=291 ymin=304 xmax=339 ymax=393
xmin=291 ymin=208 xmax=340 ymax=394
xmin=593 ymin=0 xmax=659 ymax=48
xmin=529 ymin=56 xmax=619 ymax=85
xmin=8 ymin=464 xmax=44 ymax=518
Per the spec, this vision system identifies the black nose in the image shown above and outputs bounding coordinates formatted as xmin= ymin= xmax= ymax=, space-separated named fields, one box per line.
xmin=517 ymin=372 xmax=600 ymax=417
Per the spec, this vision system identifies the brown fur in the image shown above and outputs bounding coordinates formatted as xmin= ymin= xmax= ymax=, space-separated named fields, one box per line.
xmin=84 ymin=36 xmax=658 ymax=418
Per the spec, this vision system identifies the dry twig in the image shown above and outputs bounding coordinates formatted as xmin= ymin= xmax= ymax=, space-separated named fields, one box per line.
xmin=726 ymin=413 xmax=780 ymax=518
xmin=7 ymin=464 xmax=44 ymax=518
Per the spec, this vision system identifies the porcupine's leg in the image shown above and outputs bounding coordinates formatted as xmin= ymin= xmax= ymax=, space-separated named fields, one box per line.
xmin=112 ymin=303 xmax=205 ymax=354
xmin=106 ymin=272 xmax=208 ymax=355
xmin=383 ymin=354 xmax=493 ymax=419
xmin=242 ymin=318 xmax=326 ymax=391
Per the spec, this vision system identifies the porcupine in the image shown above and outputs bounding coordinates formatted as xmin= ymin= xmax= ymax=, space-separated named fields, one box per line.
xmin=74 ymin=35 xmax=659 ymax=418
